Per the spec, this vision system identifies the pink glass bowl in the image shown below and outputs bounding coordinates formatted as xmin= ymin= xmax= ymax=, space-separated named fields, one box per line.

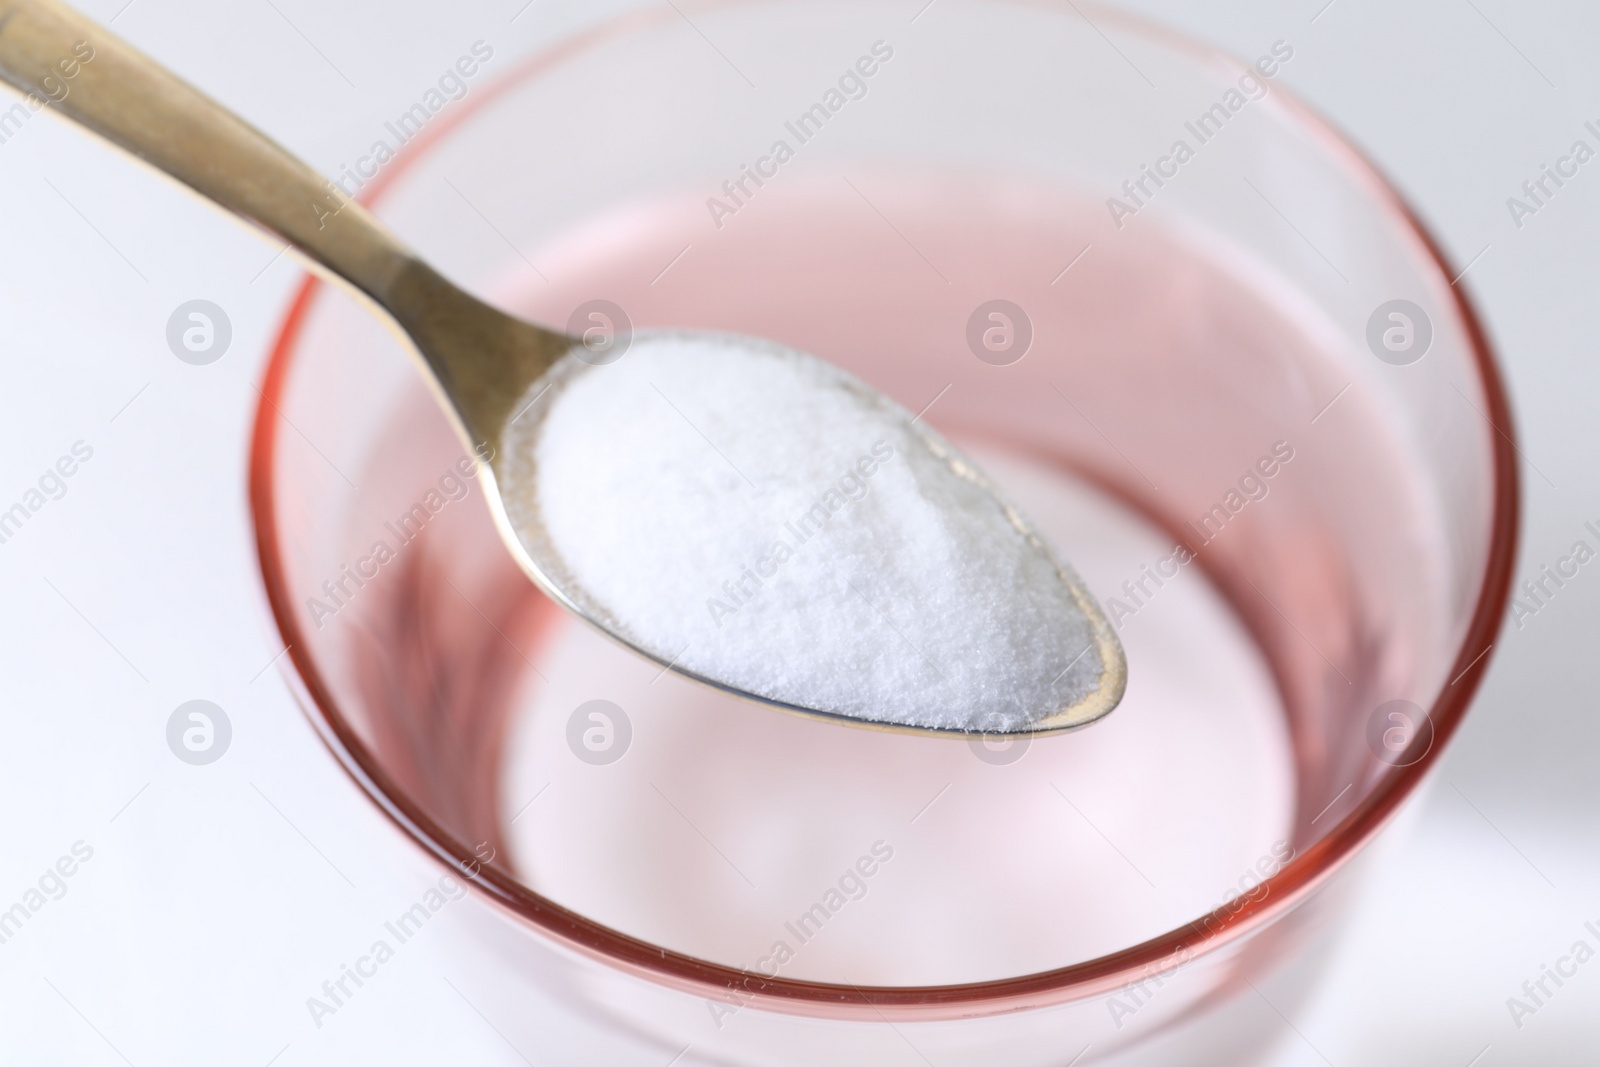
xmin=249 ymin=3 xmax=1517 ymax=1062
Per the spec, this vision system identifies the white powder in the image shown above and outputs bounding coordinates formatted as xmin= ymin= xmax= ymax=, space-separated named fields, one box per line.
xmin=499 ymin=332 xmax=1123 ymax=733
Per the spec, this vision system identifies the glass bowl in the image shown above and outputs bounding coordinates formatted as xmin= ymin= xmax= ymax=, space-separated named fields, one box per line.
xmin=249 ymin=2 xmax=1517 ymax=1063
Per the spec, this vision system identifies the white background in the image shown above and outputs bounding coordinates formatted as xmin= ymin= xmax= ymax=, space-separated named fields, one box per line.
xmin=0 ymin=0 xmax=1596 ymax=1063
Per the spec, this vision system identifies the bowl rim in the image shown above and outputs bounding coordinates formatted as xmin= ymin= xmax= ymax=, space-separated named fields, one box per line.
xmin=248 ymin=0 xmax=1520 ymax=1021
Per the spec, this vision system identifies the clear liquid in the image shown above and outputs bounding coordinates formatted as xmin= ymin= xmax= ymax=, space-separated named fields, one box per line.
xmin=501 ymin=441 xmax=1292 ymax=984
xmin=482 ymin=173 xmax=1308 ymax=984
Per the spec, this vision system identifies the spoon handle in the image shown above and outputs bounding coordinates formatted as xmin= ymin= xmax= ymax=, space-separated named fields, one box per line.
xmin=0 ymin=0 xmax=571 ymax=446
xmin=0 ymin=0 xmax=411 ymax=300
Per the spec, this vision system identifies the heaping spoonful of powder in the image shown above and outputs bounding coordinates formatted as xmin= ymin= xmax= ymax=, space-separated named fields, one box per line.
xmin=498 ymin=331 xmax=1125 ymax=734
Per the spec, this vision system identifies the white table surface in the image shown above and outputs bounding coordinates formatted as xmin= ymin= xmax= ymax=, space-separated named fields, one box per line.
xmin=1 ymin=0 xmax=1596 ymax=1063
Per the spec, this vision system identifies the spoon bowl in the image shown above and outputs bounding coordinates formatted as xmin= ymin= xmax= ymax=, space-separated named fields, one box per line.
xmin=500 ymin=328 xmax=1126 ymax=736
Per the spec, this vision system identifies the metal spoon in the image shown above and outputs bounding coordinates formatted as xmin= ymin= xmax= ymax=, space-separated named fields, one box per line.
xmin=0 ymin=0 xmax=1125 ymax=735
